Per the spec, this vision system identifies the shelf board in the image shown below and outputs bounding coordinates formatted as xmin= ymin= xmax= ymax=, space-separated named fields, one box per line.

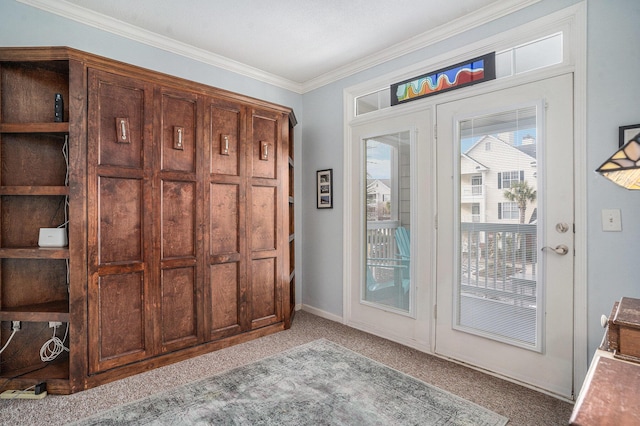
xmin=0 ymin=122 xmax=69 ymax=133
xmin=0 ymin=247 xmax=69 ymax=259
xmin=0 ymin=186 xmax=69 ymax=196
xmin=0 ymin=300 xmax=69 ymax=322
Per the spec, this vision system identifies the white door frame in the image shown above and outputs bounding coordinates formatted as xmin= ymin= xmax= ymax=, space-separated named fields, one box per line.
xmin=435 ymin=74 xmax=575 ymax=398
xmin=344 ymin=106 xmax=435 ymax=353
xmin=343 ymin=3 xmax=587 ymax=395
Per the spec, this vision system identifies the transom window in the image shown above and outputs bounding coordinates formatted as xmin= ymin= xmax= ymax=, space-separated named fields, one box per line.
xmin=355 ymin=32 xmax=563 ymax=116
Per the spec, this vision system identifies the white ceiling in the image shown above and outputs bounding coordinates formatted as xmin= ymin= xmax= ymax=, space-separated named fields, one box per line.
xmin=19 ymin=0 xmax=539 ymax=92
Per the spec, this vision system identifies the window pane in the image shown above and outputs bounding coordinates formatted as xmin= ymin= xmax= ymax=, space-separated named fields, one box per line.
xmin=458 ymin=105 xmax=539 ymax=347
xmin=356 ymin=92 xmax=380 ymax=115
xmin=515 ymin=33 xmax=563 ymax=74
xmin=364 ymin=131 xmax=411 ymax=312
xmin=495 ymin=50 xmax=513 ymax=79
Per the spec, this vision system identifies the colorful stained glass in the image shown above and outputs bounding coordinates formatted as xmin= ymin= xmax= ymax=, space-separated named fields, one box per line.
xmin=391 ymin=52 xmax=495 ymax=105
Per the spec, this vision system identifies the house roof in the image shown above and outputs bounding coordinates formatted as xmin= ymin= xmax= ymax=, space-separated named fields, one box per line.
xmin=465 ymin=134 xmax=536 ymax=160
xmin=367 ymin=179 xmax=391 ymax=189
xmin=516 ymin=143 xmax=537 ymax=158
xmin=461 ymin=153 xmax=489 ymax=171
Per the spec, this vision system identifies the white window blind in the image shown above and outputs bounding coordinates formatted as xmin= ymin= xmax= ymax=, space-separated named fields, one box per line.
xmin=457 ymin=105 xmax=540 ymax=349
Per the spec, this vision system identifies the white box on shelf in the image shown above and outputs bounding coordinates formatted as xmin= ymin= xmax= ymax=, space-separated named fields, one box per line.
xmin=38 ymin=228 xmax=68 ymax=247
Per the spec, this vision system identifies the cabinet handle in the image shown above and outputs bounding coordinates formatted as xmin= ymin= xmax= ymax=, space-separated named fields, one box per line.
xmin=221 ymin=135 xmax=230 ymax=155
xmin=261 ymin=141 xmax=269 ymax=161
xmin=115 ymin=117 xmax=130 ymax=144
xmin=173 ymin=126 xmax=185 ymax=150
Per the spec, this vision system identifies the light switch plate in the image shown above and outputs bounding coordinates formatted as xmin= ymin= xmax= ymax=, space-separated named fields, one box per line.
xmin=601 ymin=209 xmax=622 ymax=232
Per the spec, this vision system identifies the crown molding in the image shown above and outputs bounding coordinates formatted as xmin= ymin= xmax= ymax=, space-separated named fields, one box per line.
xmin=18 ymin=0 xmax=539 ymax=94
xmin=16 ymin=0 xmax=305 ymax=93
xmin=301 ymin=0 xmax=541 ymax=92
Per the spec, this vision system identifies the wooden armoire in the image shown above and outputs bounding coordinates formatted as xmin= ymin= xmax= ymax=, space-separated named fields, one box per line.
xmin=0 ymin=47 xmax=296 ymax=394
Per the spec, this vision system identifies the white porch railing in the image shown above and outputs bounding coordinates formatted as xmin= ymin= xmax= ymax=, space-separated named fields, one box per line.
xmin=366 ymin=220 xmax=400 ymax=259
xmin=460 ymin=222 xmax=538 ymax=307
xmin=366 ymin=221 xmax=538 ymax=308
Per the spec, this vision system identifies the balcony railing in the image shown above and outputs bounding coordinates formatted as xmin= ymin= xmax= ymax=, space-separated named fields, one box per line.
xmin=366 ymin=221 xmax=538 ymax=309
xmin=460 ymin=222 xmax=537 ymax=308
xmin=461 ymin=184 xmax=484 ymax=200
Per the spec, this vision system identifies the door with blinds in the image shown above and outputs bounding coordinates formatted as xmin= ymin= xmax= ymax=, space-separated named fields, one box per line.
xmin=434 ymin=74 xmax=574 ymax=398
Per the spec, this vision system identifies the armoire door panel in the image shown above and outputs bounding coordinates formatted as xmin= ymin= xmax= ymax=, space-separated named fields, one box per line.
xmin=161 ymin=92 xmax=196 ymax=173
xmin=89 ymin=271 xmax=149 ymax=373
xmin=209 ymin=262 xmax=242 ymax=339
xmin=98 ymin=176 xmax=143 ymax=264
xmin=250 ymin=257 xmax=279 ymax=328
xmin=251 ymin=185 xmax=276 ymax=251
xmin=90 ymin=70 xmax=145 ymax=169
xmin=161 ymin=266 xmax=198 ymax=350
xmin=161 ymin=180 xmax=196 ymax=259
xmin=210 ymin=183 xmax=240 ymax=254
xmin=251 ymin=113 xmax=278 ymax=179
xmin=209 ymin=103 xmax=242 ymax=177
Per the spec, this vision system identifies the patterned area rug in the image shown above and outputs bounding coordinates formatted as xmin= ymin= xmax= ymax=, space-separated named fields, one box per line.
xmin=73 ymin=339 xmax=508 ymax=425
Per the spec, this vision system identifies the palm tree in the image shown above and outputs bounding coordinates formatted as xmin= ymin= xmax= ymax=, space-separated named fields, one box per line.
xmin=503 ymin=181 xmax=537 ymax=224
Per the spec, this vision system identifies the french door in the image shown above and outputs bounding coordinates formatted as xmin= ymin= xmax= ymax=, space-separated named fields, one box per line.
xmin=435 ymin=74 xmax=574 ymax=398
xmin=345 ymin=109 xmax=433 ymax=352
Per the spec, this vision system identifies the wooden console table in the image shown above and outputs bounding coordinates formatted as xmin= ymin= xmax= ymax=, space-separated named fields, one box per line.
xmin=570 ymin=343 xmax=640 ymax=425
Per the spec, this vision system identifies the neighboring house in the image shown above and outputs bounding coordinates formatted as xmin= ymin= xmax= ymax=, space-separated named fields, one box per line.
xmin=367 ymin=178 xmax=391 ymax=220
xmin=461 ymin=134 xmax=537 ymax=224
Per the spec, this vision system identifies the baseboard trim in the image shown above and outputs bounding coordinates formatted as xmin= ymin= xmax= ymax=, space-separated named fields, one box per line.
xmin=299 ymin=305 xmax=343 ymax=323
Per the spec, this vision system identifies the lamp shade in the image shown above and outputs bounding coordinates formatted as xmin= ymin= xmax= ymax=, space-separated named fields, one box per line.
xmin=596 ymin=132 xmax=640 ymax=190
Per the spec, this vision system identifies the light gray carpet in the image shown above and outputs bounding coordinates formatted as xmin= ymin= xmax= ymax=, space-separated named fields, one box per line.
xmin=72 ymin=339 xmax=508 ymax=425
xmin=0 ymin=311 xmax=573 ymax=425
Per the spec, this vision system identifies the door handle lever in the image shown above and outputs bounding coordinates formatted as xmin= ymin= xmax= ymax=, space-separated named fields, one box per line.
xmin=541 ymin=244 xmax=569 ymax=255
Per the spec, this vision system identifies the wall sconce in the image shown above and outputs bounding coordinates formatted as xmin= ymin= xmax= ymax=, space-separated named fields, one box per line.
xmin=596 ymin=130 xmax=640 ymax=190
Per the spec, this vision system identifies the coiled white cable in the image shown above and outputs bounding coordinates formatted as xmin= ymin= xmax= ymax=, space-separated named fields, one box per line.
xmin=40 ymin=323 xmax=69 ymax=362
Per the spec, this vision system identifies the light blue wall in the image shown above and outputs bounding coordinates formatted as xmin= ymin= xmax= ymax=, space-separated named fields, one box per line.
xmin=586 ymin=0 xmax=640 ymax=355
xmin=2 ymin=0 xmax=639 ymax=362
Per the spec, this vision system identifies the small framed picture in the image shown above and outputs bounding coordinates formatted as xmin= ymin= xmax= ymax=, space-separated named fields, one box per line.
xmin=619 ymin=123 xmax=640 ymax=147
xmin=316 ymin=169 xmax=333 ymax=209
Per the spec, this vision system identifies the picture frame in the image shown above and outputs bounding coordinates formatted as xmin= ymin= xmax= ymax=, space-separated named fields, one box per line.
xmin=619 ymin=123 xmax=640 ymax=147
xmin=316 ymin=169 xmax=333 ymax=209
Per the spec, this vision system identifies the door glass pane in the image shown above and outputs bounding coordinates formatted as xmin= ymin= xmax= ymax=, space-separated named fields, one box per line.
xmin=364 ymin=131 xmax=411 ymax=312
xmin=458 ymin=105 xmax=540 ymax=349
